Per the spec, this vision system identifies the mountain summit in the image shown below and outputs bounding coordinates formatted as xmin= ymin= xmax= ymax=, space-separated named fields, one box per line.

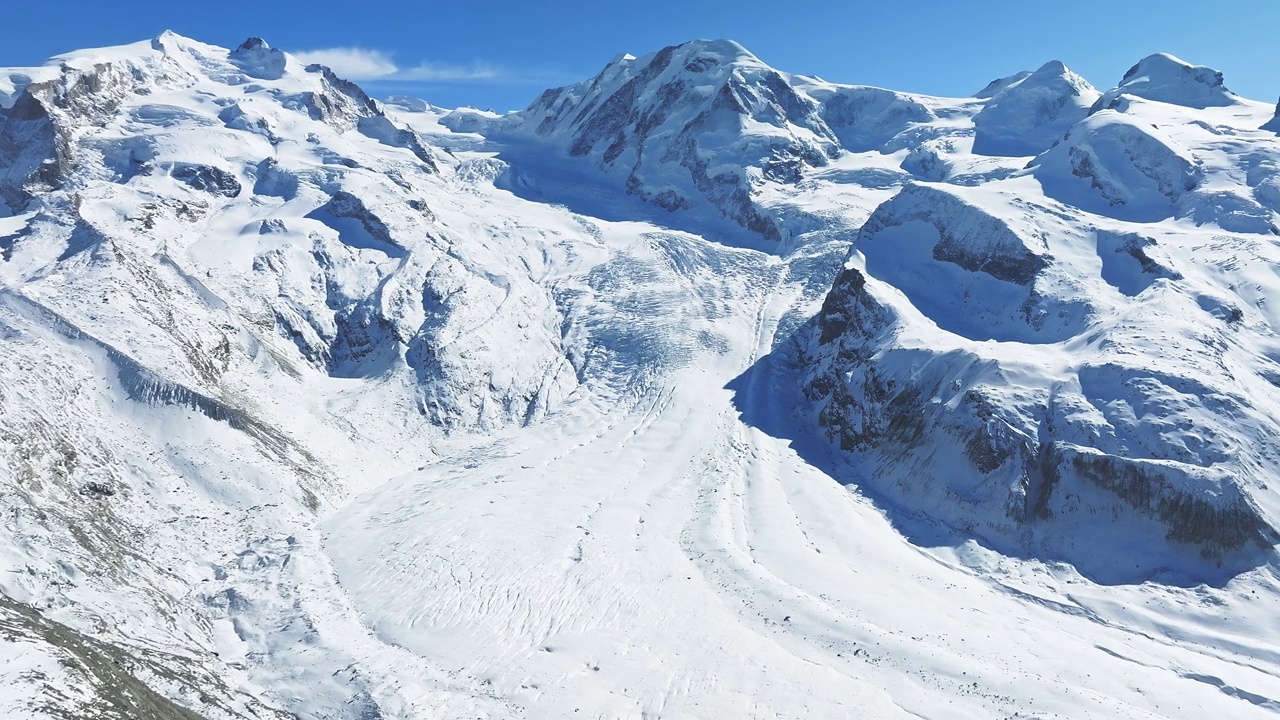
xmin=972 ymin=59 xmax=1100 ymax=156
xmin=1094 ymin=52 xmax=1239 ymax=110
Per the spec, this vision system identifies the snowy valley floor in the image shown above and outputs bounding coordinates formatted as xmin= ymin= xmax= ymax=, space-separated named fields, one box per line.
xmin=247 ymin=183 xmax=1280 ymax=719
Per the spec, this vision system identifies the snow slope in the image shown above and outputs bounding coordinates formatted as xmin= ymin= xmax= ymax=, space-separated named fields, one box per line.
xmin=1 ymin=33 xmax=1280 ymax=720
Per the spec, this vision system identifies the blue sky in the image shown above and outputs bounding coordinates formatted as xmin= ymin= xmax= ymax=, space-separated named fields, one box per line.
xmin=3 ymin=0 xmax=1277 ymax=111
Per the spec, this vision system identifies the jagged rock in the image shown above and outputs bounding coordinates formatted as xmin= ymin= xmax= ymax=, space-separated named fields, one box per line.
xmin=295 ymin=64 xmax=382 ymax=130
xmin=79 ymin=480 xmax=116 ymax=498
xmin=306 ymin=190 xmax=404 ymax=257
xmin=1263 ymin=98 xmax=1280 ymax=133
xmin=1094 ymin=230 xmax=1181 ymax=296
xmin=801 ymin=259 xmax=1280 ymax=579
xmin=0 ymin=53 xmax=191 ymax=208
xmin=355 ymin=115 xmax=438 ymax=170
xmin=218 ymin=102 xmax=280 ymax=142
xmin=170 ymin=163 xmax=242 ymax=197
xmin=230 ymin=37 xmax=288 ymax=80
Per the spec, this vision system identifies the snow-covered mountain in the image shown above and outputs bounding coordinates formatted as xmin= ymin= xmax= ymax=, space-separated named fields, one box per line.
xmin=3 ymin=33 xmax=1280 ymax=719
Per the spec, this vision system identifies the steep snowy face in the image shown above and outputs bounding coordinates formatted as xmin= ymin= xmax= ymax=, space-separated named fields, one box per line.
xmin=510 ymin=40 xmax=933 ymax=241
xmin=796 ymin=81 xmax=934 ymax=153
xmin=972 ymin=60 xmax=1100 ymax=156
xmin=851 ymin=183 xmax=1093 ymax=343
xmin=229 ymin=36 xmax=290 ymax=80
xmin=1029 ymin=110 xmax=1202 ymax=220
xmin=1094 ymin=52 xmax=1238 ymax=110
xmin=800 ymin=178 xmax=1280 ymax=581
xmin=799 ymin=55 xmax=1280 ymax=581
xmin=0 ymin=32 xmax=567 ymax=433
xmin=0 ymin=34 xmax=199 ymax=211
xmin=0 ymin=31 xmax=591 ymax=716
xmin=973 ymin=70 xmax=1033 ymax=99
xmin=0 ymin=33 xmax=439 ymax=210
xmin=514 ymin=40 xmax=838 ymax=240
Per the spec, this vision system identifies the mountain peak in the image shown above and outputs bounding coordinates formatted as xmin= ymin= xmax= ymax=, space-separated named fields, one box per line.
xmin=673 ymin=38 xmax=757 ymax=63
xmin=237 ymin=36 xmax=271 ymax=52
xmin=972 ymin=58 xmax=1100 ymax=156
xmin=1108 ymin=52 xmax=1237 ymax=108
xmin=1121 ymin=52 xmax=1196 ymax=82
xmin=230 ymin=35 xmax=288 ymax=79
xmin=148 ymin=29 xmax=213 ymax=56
xmin=1033 ymin=59 xmax=1068 ymax=76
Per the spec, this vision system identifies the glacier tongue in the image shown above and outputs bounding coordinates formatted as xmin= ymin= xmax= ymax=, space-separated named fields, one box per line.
xmin=2 ymin=31 xmax=1280 ymax=720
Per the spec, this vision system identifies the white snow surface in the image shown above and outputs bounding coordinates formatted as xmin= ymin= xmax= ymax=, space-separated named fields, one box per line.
xmin=0 ymin=33 xmax=1279 ymax=720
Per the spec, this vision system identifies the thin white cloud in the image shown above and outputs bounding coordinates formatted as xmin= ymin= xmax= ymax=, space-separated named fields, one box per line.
xmin=395 ymin=61 xmax=502 ymax=83
xmin=292 ymin=47 xmax=504 ymax=83
xmin=292 ymin=47 xmax=398 ymax=80
xmin=291 ymin=45 xmax=571 ymax=87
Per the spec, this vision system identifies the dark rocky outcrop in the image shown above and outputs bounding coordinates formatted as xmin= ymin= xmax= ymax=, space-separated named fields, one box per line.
xmin=1264 ymin=98 xmax=1280 ymax=133
xmin=230 ymin=36 xmax=287 ymax=80
xmin=170 ymin=164 xmax=242 ymax=197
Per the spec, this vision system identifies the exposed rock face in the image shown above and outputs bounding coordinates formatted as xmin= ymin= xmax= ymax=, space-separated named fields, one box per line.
xmin=230 ymin=36 xmax=288 ymax=80
xmin=1263 ymin=97 xmax=1280 ymax=133
xmin=293 ymin=64 xmax=383 ymax=130
xmin=0 ymin=89 xmax=60 ymax=209
xmin=169 ymin=163 xmax=242 ymax=197
xmin=972 ymin=60 xmax=1100 ymax=157
xmin=0 ymin=33 xmax=435 ymax=215
xmin=796 ymin=48 xmax=1280 ymax=572
xmin=355 ymin=114 xmax=439 ymax=170
xmin=1094 ymin=230 xmax=1182 ymax=296
xmin=801 ymin=262 xmax=1278 ymax=581
xmin=517 ymin=40 xmax=837 ymax=240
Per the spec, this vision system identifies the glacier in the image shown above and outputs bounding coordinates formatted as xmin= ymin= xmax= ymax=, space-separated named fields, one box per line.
xmin=1 ymin=32 xmax=1280 ymax=719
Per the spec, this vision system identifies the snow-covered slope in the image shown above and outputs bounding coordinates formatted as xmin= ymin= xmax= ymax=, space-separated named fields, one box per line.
xmin=1094 ymin=52 xmax=1241 ymax=111
xmin=972 ymin=60 xmax=1100 ymax=156
xmin=473 ymin=40 xmax=938 ymax=241
xmin=3 ymin=32 xmax=1280 ymax=720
